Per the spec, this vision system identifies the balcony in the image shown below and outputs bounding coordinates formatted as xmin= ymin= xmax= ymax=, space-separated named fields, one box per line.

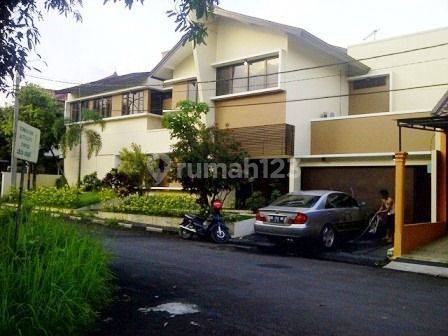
xmin=310 ymin=111 xmax=433 ymax=155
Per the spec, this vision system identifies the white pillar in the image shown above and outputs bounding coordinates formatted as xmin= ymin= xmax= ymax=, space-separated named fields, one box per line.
xmin=288 ymin=158 xmax=301 ymax=192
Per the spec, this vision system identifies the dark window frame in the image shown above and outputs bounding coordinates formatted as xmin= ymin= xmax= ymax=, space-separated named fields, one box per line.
xmin=93 ymin=97 xmax=112 ymax=118
xmin=216 ymin=55 xmax=279 ymax=96
xmin=150 ymin=91 xmax=172 ymax=115
xmin=122 ymin=90 xmax=144 ymax=115
xmin=70 ymin=102 xmax=80 ymax=122
xmin=352 ymin=76 xmax=387 ymax=90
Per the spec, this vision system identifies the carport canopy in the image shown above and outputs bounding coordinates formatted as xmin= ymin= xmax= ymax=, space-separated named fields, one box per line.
xmin=397 ymin=116 xmax=448 ymax=151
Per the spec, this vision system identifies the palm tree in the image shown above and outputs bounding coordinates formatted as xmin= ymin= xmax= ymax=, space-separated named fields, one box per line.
xmin=60 ymin=110 xmax=105 ymax=187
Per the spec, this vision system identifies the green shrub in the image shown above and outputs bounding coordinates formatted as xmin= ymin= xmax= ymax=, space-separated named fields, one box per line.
xmin=105 ymin=192 xmax=201 ymax=217
xmin=270 ymin=189 xmax=282 ymax=203
xmin=245 ymin=191 xmax=267 ymax=213
xmin=104 ymin=192 xmax=252 ymax=222
xmin=0 ymin=210 xmax=112 ymax=335
xmin=55 ymin=175 xmax=67 ymax=189
xmin=8 ymin=187 xmax=118 ymax=209
xmin=102 ymin=168 xmax=136 ymax=197
xmin=82 ymin=172 xmax=102 ymax=192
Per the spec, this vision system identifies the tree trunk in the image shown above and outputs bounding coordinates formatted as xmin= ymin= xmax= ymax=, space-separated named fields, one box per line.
xmin=27 ymin=163 xmax=31 ymax=190
xmin=50 ymin=148 xmax=66 ymax=185
xmin=32 ymin=162 xmax=37 ymax=190
xmin=77 ymin=131 xmax=82 ymax=188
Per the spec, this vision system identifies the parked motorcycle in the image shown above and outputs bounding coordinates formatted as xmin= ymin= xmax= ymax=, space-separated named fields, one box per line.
xmin=179 ymin=199 xmax=231 ymax=243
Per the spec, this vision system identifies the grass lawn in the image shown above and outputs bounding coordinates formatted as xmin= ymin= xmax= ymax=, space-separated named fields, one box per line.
xmin=77 ymin=191 xmax=102 ymax=208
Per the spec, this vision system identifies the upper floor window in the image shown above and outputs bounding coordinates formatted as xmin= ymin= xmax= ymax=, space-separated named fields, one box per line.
xmin=93 ymin=97 xmax=112 ymax=118
xmin=216 ymin=56 xmax=279 ymax=96
xmin=122 ymin=91 xmax=144 ymax=115
xmin=352 ymin=76 xmax=387 ymax=90
xmin=70 ymin=102 xmax=80 ymax=122
xmin=151 ymin=91 xmax=172 ymax=115
xmin=70 ymin=100 xmax=89 ymax=121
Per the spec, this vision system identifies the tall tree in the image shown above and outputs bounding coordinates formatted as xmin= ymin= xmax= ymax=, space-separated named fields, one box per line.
xmin=0 ymin=0 xmax=218 ymax=92
xmin=60 ymin=110 xmax=104 ymax=188
xmin=162 ymin=100 xmax=246 ymax=212
xmin=0 ymin=84 xmax=65 ymax=186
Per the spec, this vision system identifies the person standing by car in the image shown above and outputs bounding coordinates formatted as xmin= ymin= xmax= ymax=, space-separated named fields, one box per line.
xmin=377 ymin=189 xmax=395 ymax=243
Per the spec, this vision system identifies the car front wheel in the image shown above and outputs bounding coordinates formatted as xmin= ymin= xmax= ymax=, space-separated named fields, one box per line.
xmin=320 ymin=224 xmax=337 ymax=249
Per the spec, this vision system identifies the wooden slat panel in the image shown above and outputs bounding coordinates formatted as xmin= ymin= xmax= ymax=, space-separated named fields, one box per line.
xmin=227 ymin=124 xmax=295 ymax=157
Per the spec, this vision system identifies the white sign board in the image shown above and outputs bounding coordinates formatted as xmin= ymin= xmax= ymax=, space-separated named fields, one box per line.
xmin=14 ymin=121 xmax=41 ymax=163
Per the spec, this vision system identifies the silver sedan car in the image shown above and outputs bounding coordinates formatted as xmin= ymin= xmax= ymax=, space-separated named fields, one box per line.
xmin=254 ymin=190 xmax=369 ymax=249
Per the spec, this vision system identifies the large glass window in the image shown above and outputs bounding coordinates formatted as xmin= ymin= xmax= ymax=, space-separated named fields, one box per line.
xmin=93 ymin=97 xmax=112 ymax=118
xmin=122 ymin=91 xmax=144 ymax=115
xmin=70 ymin=102 xmax=80 ymax=122
xmin=70 ymin=100 xmax=88 ymax=121
xmin=151 ymin=91 xmax=172 ymax=115
xmin=216 ymin=55 xmax=279 ymax=96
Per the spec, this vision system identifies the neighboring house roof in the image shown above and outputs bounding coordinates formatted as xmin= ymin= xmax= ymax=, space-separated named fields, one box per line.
xmin=432 ymin=90 xmax=448 ymax=116
xmin=56 ymin=71 xmax=160 ymax=97
xmin=151 ymin=7 xmax=370 ymax=79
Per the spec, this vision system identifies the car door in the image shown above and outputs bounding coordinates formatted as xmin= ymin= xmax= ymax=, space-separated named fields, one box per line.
xmin=343 ymin=195 xmax=363 ymax=231
xmin=324 ymin=193 xmax=348 ymax=231
xmin=344 ymin=196 xmax=365 ymax=231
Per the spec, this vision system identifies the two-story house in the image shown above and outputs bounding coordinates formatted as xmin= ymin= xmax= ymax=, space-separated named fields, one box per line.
xmin=150 ymin=7 xmax=369 ymax=202
xmin=60 ymin=7 xmax=448 ymax=216
xmin=295 ymin=27 xmax=448 ymax=223
xmin=59 ymin=71 xmax=175 ymax=186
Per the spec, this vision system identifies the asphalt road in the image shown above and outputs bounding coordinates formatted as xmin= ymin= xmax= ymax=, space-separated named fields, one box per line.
xmin=89 ymin=226 xmax=448 ymax=336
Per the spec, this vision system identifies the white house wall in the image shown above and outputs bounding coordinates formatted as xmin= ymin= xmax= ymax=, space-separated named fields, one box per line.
xmin=172 ymin=54 xmax=196 ymax=79
xmin=284 ymin=37 xmax=349 ymax=155
xmin=64 ymin=117 xmax=174 ymax=185
xmin=348 ymin=27 xmax=448 ymax=112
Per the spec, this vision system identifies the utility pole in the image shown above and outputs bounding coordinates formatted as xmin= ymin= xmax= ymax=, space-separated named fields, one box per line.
xmin=10 ymin=72 xmax=21 ymax=189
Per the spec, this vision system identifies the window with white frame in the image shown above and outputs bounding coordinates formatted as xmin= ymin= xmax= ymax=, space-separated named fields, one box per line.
xmin=216 ymin=56 xmax=279 ymax=96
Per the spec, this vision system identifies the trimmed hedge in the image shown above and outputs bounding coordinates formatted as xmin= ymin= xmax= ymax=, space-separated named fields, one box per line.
xmin=8 ymin=187 xmax=117 ymax=209
xmin=104 ymin=192 xmax=252 ymax=222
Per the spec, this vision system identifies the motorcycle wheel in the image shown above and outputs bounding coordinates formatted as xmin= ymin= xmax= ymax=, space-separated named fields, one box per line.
xmin=179 ymin=223 xmax=194 ymax=240
xmin=210 ymin=225 xmax=230 ymax=244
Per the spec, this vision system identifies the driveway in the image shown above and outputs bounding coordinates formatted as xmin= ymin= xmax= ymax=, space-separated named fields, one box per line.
xmin=89 ymin=226 xmax=448 ymax=336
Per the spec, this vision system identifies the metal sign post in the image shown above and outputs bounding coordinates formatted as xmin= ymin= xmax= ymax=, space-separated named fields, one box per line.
xmin=13 ymin=121 xmax=40 ymax=248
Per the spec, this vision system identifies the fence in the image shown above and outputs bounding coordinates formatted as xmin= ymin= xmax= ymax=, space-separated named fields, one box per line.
xmin=1 ymin=172 xmax=60 ymax=198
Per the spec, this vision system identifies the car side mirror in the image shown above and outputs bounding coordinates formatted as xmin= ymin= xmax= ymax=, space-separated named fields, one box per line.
xmin=359 ymin=201 xmax=366 ymax=207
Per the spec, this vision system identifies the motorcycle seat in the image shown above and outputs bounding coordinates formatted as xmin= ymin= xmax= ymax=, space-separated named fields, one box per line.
xmin=185 ymin=213 xmax=201 ymax=220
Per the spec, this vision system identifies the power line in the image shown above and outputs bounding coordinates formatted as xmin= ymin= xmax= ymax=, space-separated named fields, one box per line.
xmin=206 ymin=82 xmax=448 ymax=109
xmin=68 ymin=82 xmax=448 ymax=116
xmin=26 ymin=41 xmax=448 ymax=89
xmin=26 ymin=55 xmax=448 ymax=99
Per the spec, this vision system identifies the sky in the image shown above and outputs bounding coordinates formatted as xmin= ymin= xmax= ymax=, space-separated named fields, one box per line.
xmin=2 ymin=0 xmax=448 ymax=105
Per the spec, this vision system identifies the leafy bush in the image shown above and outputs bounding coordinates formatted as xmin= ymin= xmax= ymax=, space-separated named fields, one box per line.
xmin=105 ymin=192 xmax=201 ymax=217
xmin=245 ymin=191 xmax=267 ymax=213
xmin=55 ymin=175 xmax=67 ymax=189
xmin=102 ymin=168 xmax=136 ymax=197
xmin=0 ymin=210 xmax=112 ymax=335
xmin=82 ymin=172 xmax=102 ymax=192
xmin=270 ymin=189 xmax=282 ymax=203
xmin=8 ymin=187 xmax=117 ymax=209
xmin=104 ymin=192 xmax=252 ymax=222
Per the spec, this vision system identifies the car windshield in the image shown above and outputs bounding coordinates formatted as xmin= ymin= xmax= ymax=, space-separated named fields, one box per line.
xmin=270 ymin=194 xmax=321 ymax=208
